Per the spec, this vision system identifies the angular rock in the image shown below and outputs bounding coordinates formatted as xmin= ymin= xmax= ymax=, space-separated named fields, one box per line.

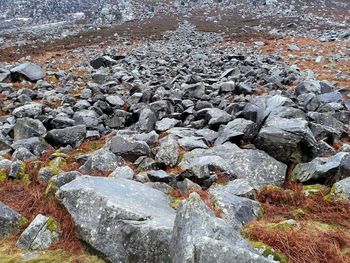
xmin=155 ymin=118 xmax=181 ymax=132
xmin=170 ymin=193 xmax=271 ymax=263
xmin=13 ymin=103 xmax=42 ymax=118
xmin=45 ymin=125 xmax=86 ymax=148
xmin=291 ymin=152 xmax=350 ymax=184
xmin=332 ymin=177 xmax=350 ymax=200
xmin=13 ymin=118 xmax=47 ymax=141
xmin=209 ymin=184 xmax=261 ymax=230
xmin=16 ymin=214 xmax=59 ymax=250
xmin=180 ymin=143 xmax=287 ymax=189
xmin=57 ymin=176 xmax=175 ymax=263
xmin=10 ymin=63 xmax=45 ymax=82
xmin=79 ymin=148 xmax=125 ymax=174
xmin=255 ymin=116 xmax=316 ymax=164
xmin=0 ymin=202 xmax=23 ymax=237
xmin=109 ymin=135 xmax=151 ymax=162
xmin=156 ymin=136 xmax=179 ymax=167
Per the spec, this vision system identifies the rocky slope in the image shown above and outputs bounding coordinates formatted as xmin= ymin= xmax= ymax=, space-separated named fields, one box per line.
xmin=0 ymin=1 xmax=350 ymax=263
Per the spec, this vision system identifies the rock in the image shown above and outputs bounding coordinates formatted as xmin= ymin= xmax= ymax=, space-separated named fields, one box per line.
xmin=73 ymin=110 xmax=100 ymax=128
xmin=178 ymin=136 xmax=208 ymax=150
xmin=255 ymin=116 xmax=316 ymax=164
xmin=106 ymin=110 xmax=132 ymax=129
xmin=177 ymin=178 xmax=202 ymax=196
xmin=109 ymin=166 xmax=134 ymax=180
xmin=11 ymin=137 xmax=53 ymax=156
xmin=291 ymin=152 xmax=350 ymax=184
xmin=331 ymin=177 xmax=350 ymax=200
xmin=13 ymin=118 xmax=47 ymax=141
xmin=8 ymin=161 xmax=27 ymax=181
xmin=79 ymin=148 xmax=125 ymax=174
xmin=109 ymin=134 xmax=151 ymax=162
xmin=0 ymin=202 xmax=23 ymax=237
xmin=209 ymin=184 xmax=261 ymax=230
xmin=12 ymin=147 xmax=37 ymax=161
xmin=197 ymin=108 xmax=232 ymax=129
xmin=212 ymin=179 xmax=256 ymax=199
xmin=16 ymin=214 xmax=59 ymax=250
xmin=45 ymin=125 xmax=86 ymax=147
xmin=57 ymin=176 xmax=175 ymax=263
xmin=136 ymin=108 xmax=157 ymax=132
xmin=215 ymin=118 xmax=258 ymax=145
xmin=156 ymin=136 xmax=179 ymax=167
xmin=170 ymin=193 xmax=271 ymax=263
xmin=288 ymin=44 xmax=300 ymax=51
xmin=10 ymin=63 xmax=45 ymax=82
xmin=106 ymin=95 xmax=124 ymax=107
xmin=180 ymin=143 xmax=287 ymax=189
xmin=155 ymin=118 xmax=181 ymax=132
xmin=90 ymin=55 xmax=122 ymax=69
xmin=146 ymin=170 xmax=173 ymax=183
xmin=12 ymin=103 xmax=42 ymax=118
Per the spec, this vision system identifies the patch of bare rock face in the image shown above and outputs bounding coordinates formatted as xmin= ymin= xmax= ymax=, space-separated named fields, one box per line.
xmin=0 ymin=21 xmax=350 ymax=262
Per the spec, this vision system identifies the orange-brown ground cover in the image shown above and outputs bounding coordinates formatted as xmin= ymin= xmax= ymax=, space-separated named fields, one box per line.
xmin=245 ymin=184 xmax=350 ymax=263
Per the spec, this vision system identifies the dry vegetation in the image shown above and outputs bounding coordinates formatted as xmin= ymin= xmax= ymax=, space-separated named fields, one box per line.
xmin=244 ymin=184 xmax=350 ymax=263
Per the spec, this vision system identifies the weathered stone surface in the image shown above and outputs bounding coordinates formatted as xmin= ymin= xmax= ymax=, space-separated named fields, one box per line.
xmin=170 ymin=193 xmax=271 ymax=263
xmin=16 ymin=214 xmax=59 ymax=250
xmin=180 ymin=142 xmax=286 ymax=189
xmin=332 ymin=177 xmax=350 ymax=200
xmin=12 ymin=103 xmax=43 ymax=118
xmin=13 ymin=118 xmax=47 ymax=141
xmin=209 ymin=183 xmax=261 ymax=230
xmin=255 ymin=116 xmax=316 ymax=164
xmin=10 ymin=63 xmax=45 ymax=82
xmin=109 ymin=135 xmax=151 ymax=162
xmin=291 ymin=152 xmax=350 ymax=184
xmin=57 ymin=176 xmax=175 ymax=263
xmin=79 ymin=148 xmax=125 ymax=174
xmin=156 ymin=136 xmax=179 ymax=167
xmin=45 ymin=125 xmax=86 ymax=147
xmin=0 ymin=202 xmax=23 ymax=237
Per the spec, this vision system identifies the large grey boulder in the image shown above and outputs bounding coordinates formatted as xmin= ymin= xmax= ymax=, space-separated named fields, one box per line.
xmin=180 ymin=142 xmax=286 ymax=189
xmin=16 ymin=214 xmax=59 ymax=250
xmin=57 ymin=176 xmax=175 ymax=263
xmin=255 ymin=116 xmax=316 ymax=164
xmin=215 ymin=118 xmax=258 ymax=145
xmin=291 ymin=152 xmax=350 ymax=184
xmin=12 ymin=103 xmax=43 ymax=118
xmin=79 ymin=148 xmax=125 ymax=174
xmin=331 ymin=177 xmax=350 ymax=200
xmin=11 ymin=137 xmax=53 ymax=156
xmin=170 ymin=193 xmax=272 ymax=263
xmin=209 ymin=183 xmax=261 ymax=230
xmin=109 ymin=135 xmax=151 ymax=162
xmin=10 ymin=63 xmax=45 ymax=82
xmin=73 ymin=110 xmax=100 ymax=128
xmin=0 ymin=202 xmax=23 ymax=237
xmin=45 ymin=125 xmax=86 ymax=147
xmin=13 ymin=118 xmax=47 ymax=141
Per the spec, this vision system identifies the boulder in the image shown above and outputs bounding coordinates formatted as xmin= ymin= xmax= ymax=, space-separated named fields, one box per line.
xmin=255 ymin=116 xmax=316 ymax=164
xmin=16 ymin=214 xmax=59 ymax=250
xmin=0 ymin=202 xmax=23 ymax=237
xmin=109 ymin=135 xmax=151 ymax=162
xmin=180 ymin=142 xmax=287 ymax=189
xmin=12 ymin=103 xmax=42 ymax=118
xmin=170 ymin=193 xmax=272 ymax=263
xmin=156 ymin=136 xmax=179 ymax=167
xmin=209 ymin=183 xmax=261 ymax=230
xmin=45 ymin=125 xmax=86 ymax=148
xmin=57 ymin=176 xmax=175 ymax=263
xmin=79 ymin=148 xmax=125 ymax=174
xmin=10 ymin=63 xmax=45 ymax=82
xmin=13 ymin=118 xmax=47 ymax=141
xmin=291 ymin=152 xmax=350 ymax=184
xmin=331 ymin=177 xmax=350 ymax=200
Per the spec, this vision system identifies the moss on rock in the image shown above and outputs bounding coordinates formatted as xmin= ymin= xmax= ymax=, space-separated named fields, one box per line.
xmin=250 ymin=241 xmax=288 ymax=263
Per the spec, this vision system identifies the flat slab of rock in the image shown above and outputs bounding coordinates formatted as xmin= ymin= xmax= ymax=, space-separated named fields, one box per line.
xmin=57 ymin=176 xmax=175 ymax=263
xmin=291 ymin=152 xmax=350 ymax=184
xmin=10 ymin=63 xmax=45 ymax=82
xmin=180 ymin=142 xmax=287 ymax=189
xmin=16 ymin=214 xmax=59 ymax=250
